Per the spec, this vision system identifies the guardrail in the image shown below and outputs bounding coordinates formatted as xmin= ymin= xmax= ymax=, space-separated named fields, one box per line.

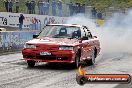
xmin=0 ymin=31 xmax=36 ymax=53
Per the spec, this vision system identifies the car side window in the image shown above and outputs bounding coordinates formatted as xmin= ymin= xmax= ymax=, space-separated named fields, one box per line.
xmin=81 ymin=27 xmax=88 ymax=40
xmin=82 ymin=26 xmax=93 ymax=40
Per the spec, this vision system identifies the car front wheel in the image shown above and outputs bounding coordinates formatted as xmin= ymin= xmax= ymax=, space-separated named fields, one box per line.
xmin=27 ymin=60 xmax=35 ymax=68
xmin=73 ymin=52 xmax=80 ymax=68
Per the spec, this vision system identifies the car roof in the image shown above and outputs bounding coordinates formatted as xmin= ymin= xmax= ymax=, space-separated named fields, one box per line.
xmin=47 ymin=24 xmax=84 ymax=28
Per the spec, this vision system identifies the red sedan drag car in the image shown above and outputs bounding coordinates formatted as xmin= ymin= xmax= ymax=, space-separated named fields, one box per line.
xmin=22 ymin=24 xmax=100 ymax=68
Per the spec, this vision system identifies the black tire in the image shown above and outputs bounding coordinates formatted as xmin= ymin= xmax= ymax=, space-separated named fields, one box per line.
xmin=27 ymin=60 xmax=35 ymax=68
xmin=87 ymin=49 xmax=96 ymax=66
xmin=73 ymin=52 xmax=80 ymax=68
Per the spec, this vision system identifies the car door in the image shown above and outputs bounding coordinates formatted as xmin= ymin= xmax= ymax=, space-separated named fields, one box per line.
xmin=80 ymin=27 xmax=91 ymax=61
xmin=86 ymin=31 xmax=95 ymax=60
xmin=83 ymin=27 xmax=95 ymax=60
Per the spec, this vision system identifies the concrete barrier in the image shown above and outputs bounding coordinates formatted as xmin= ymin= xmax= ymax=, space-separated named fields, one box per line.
xmin=0 ymin=31 xmax=36 ymax=53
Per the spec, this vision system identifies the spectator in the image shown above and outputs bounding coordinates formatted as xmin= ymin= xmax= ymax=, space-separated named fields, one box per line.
xmin=25 ymin=1 xmax=29 ymax=13
xmin=46 ymin=1 xmax=50 ymax=15
xmin=76 ymin=3 xmax=80 ymax=13
xmin=57 ymin=0 xmax=62 ymax=17
xmin=31 ymin=0 xmax=36 ymax=14
xmin=42 ymin=1 xmax=47 ymax=15
xmin=82 ymin=4 xmax=85 ymax=13
xmin=72 ymin=3 xmax=77 ymax=15
xmin=9 ymin=0 xmax=13 ymax=12
xmin=68 ymin=2 xmax=73 ymax=16
xmin=79 ymin=4 xmax=85 ymax=13
xmin=75 ymin=3 xmax=79 ymax=14
xmin=31 ymin=17 xmax=38 ymax=30
xmin=38 ymin=0 xmax=41 ymax=14
xmin=38 ymin=0 xmax=43 ymax=15
xmin=91 ymin=7 xmax=97 ymax=19
xmin=97 ymin=12 xmax=103 ymax=19
xmin=15 ymin=0 xmax=19 ymax=13
xmin=28 ymin=2 xmax=32 ymax=14
xmin=5 ymin=0 xmax=9 ymax=12
xmin=19 ymin=14 xmax=25 ymax=31
xmin=52 ymin=0 xmax=57 ymax=16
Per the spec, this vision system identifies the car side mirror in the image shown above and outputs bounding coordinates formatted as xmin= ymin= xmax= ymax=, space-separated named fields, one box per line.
xmin=93 ymin=36 xmax=97 ymax=38
xmin=33 ymin=35 xmax=39 ymax=38
xmin=82 ymin=36 xmax=88 ymax=40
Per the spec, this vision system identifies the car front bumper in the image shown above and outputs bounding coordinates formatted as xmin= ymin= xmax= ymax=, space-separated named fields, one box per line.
xmin=22 ymin=49 xmax=76 ymax=63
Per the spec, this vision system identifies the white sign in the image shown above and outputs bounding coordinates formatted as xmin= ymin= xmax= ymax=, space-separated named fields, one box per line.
xmin=0 ymin=12 xmax=67 ymax=29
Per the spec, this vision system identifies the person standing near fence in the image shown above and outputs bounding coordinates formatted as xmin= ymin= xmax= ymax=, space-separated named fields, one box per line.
xmin=9 ymin=0 xmax=13 ymax=12
xmin=19 ymin=14 xmax=25 ymax=31
xmin=91 ymin=7 xmax=97 ymax=19
xmin=28 ymin=2 xmax=32 ymax=14
xmin=39 ymin=0 xmax=43 ymax=15
xmin=46 ymin=1 xmax=50 ymax=15
xmin=31 ymin=17 xmax=38 ymax=30
xmin=25 ymin=1 xmax=29 ymax=13
xmin=68 ymin=2 xmax=73 ymax=16
xmin=42 ymin=1 xmax=47 ymax=15
xmin=75 ymin=3 xmax=79 ymax=14
xmin=5 ymin=0 xmax=9 ymax=12
xmin=31 ymin=0 xmax=36 ymax=14
xmin=15 ymin=0 xmax=19 ymax=13
xmin=82 ymin=4 xmax=85 ymax=13
xmin=37 ymin=0 xmax=40 ymax=14
xmin=57 ymin=0 xmax=62 ymax=17
xmin=38 ymin=0 xmax=42 ymax=15
xmin=76 ymin=3 xmax=80 ymax=13
xmin=72 ymin=3 xmax=76 ymax=15
xmin=52 ymin=0 xmax=56 ymax=16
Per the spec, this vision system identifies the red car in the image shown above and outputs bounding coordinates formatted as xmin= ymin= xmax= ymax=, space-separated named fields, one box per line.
xmin=22 ymin=24 xmax=100 ymax=68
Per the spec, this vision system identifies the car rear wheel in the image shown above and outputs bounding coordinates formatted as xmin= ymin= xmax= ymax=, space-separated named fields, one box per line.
xmin=27 ymin=60 xmax=35 ymax=68
xmin=73 ymin=52 xmax=80 ymax=68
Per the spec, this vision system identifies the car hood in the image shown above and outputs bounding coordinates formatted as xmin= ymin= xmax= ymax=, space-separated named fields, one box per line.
xmin=26 ymin=37 xmax=80 ymax=46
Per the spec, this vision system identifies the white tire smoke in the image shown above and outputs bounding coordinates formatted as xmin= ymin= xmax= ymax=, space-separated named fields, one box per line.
xmin=66 ymin=11 xmax=132 ymax=54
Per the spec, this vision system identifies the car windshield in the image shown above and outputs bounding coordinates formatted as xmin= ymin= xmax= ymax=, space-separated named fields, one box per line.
xmin=38 ymin=25 xmax=81 ymax=39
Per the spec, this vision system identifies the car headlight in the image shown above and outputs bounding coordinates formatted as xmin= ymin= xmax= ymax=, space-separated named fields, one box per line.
xmin=59 ymin=46 xmax=73 ymax=50
xmin=24 ymin=44 xmax=36 ymax=49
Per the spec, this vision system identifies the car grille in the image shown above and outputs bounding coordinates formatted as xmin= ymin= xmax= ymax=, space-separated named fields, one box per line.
xmin=36 ymin=45 xmax=58 ymax=50
xmin=24 ymin=55 xmax=35 ymax=59
xmin=25 ymin=55 xmax=68 ymax=60
xmin=36 ymin=55 xmax=56 ymax=60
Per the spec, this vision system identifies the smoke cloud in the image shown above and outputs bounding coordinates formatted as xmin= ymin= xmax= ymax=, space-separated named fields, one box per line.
xmin=66 ymin=11 xmax=132 ymax=54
